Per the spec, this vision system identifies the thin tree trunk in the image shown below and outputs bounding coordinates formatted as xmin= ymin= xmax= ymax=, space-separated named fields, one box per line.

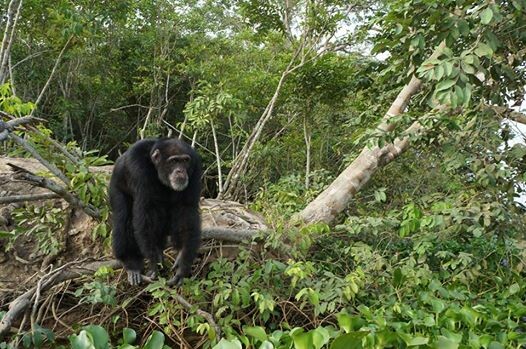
xmin=139 ymin=107 xmax=154 ymax=139
xmin=0 ymin=0 xmax=22 ymax=84
xmin=296 ymin=42 xmax=445 ymax=225
xmin=303 ymin=115 xmax=311 ymax=189
xmin=219 ymin=66 xmax=292 ymax=200
xmin=31 ymin=36 xmax=72 ymax=113
xmin=210 ymin=119 xmax=223 ymax=195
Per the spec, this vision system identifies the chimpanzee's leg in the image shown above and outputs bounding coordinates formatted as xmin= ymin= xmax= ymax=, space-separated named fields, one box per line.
xmin=111 ymin=189 xmax=144 ymax=286
xmin=168 ymin=205 xmax=201 ymax=286
xmin=132 ymin=199 xmax=167 ymax=281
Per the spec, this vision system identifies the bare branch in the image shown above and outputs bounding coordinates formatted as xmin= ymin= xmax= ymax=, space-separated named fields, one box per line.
xmin=0 ymin=192 xmax=59 ymax=204
xmin=7 ymin=163 xmax=101 ymax=220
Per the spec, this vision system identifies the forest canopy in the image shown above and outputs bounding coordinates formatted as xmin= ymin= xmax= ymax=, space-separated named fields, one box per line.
xmin=0 ymin=0 xmax=525 ymax=348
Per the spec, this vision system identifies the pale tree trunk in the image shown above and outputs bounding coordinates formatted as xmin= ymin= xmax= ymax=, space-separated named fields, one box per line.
xmin=296 ymin=42 xmax=445 ymax=225
xmin=304 ymin=115 xmax=311 ymax=189
xmin=219 ymin=65 xmax=293 ymax=200
xmin=30 ymin=36 xmax=72 ymax=114
xmin=210 ymin=119 xmax=223 ymax=195
xmin=0 ymin=0 xmax=22 ymax=84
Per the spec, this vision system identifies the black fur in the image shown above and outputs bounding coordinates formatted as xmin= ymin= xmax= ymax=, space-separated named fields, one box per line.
xmin=109 ymin=138 xmax=202 ymax=285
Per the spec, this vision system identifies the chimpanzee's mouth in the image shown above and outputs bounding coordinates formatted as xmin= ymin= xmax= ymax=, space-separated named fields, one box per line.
xmin=170 ymin=175 xmax=188 ymax=191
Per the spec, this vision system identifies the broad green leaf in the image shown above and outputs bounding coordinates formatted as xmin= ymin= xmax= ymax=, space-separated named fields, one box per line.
xmin=393 ymin=268 xmax=404 ymax=288
xmin=84 ymin=325 xmax=109 ymax=349
xmin=245 ymin=326 xmax=267 ymax=342
xmin=444 ymin=61 xmax=454 ymax=77
xmin=312 ymin=327 xmax=330 ymax=349
xmin=122 ymin=328 xmax=136 ymax=345
xmin=460 ymin=61 xmax=475 ymax=74
xmin=292 ymin=331 xmax=312 ymax=349
xmin=435 ymin=79 xmax=456 ymax=92
xmin=336 ymin=313 xmax=366 ymax=332
xmin=480 ymin=8 xmax=493 ymax=24
xmin=509 ymin=283 xmax=520 ymax=295
xmin=435 ymin=65 xmax=445 ymax=80
xmin=407 ymin=336 xmax=429 ymax=346
xmin=463 ymin=84 xmax=473 ymax=107
xmin=70 ymin=331 xmax=96 ymax=349
xmin=213 ymin=339 xmax=243 ymax=349
xmin=330 ymin=332 xmax=368 ymax=349
xmin=457 ymin=19 xmax=470 ymax=36
xmin=143 ymin=331 xmax=165 ymax=349
xmin=431 ymin=336 xmax=459 ymax=349
xmin=259 ymin=340 xmax=274 ymax=349
xmin=474 ymin=43 xmax=493 ymax=57
xmin=488 ymin=342 xmax=504 ymax=349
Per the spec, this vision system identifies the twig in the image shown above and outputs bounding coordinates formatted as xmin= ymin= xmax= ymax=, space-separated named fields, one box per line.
xmin=0 ymin=259 xmax=119 ymax=339
xmin=7 ymin=163 xmax=101 ymax=220
xmin=0 ymin=193 xmax=59 ymax=204
xmin=31 ymin=36 xmax=72 ymax=113
xmin=172 ymin=292 xmax=221 ymax=338
xmin=8 ymin=133 xmax=70 ymax=185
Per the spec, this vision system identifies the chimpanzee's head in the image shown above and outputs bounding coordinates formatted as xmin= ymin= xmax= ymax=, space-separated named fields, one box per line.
xmin=150 ymin=139 xmax=195 ymax=191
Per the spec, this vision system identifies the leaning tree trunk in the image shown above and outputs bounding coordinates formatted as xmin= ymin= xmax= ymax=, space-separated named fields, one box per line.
xmin=0 ymin=0 xmax=22 ymax=84
xmin=296 ymin=42 xmax=446 ymax=225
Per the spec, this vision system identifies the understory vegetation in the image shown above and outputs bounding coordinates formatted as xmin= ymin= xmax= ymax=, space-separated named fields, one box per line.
xmin=0 ymin=0 xmax=525 ymax=348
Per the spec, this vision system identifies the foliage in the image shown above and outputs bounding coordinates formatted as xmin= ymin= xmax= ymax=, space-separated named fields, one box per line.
xmin=1 ymin=0 xmax=526 ymax=348
xmin=5 ymin=203 xmax=65 ymax=255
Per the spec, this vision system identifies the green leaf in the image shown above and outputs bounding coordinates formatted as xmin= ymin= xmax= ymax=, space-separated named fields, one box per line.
xmin=474 ymin=43 xmax=493 ymax=57
xmin=330 ymin=332 xmax=368 ymax=349
xmin=431 ymin=336 xmax=459 ymax=349
xmin=259 ymin=340 xmax=274 ymax=349
xmin=443 ymin=62 xmax=454 ymax=77
xmin=435 ymin=79 xmax=456 ymax=92
xmin=245 ymin=326 xmax=267 ymax=342
xmin=292 ymin=330 xmax=312 ymax=349
xmin=435 ymin=65 xmax=445 ymax=80
xmin=122 ymin=328 xmax=136 ymax=345
xmin=463 ymin=84 xmax=472 ymax=107
xmin=405 ymin=335 xmax=429 ymax=346
xmin=393 ymin=268 xmax=405 ymax=288
xmin=143 ymin=331 xmax=165 ymax=349
xmin=70 ymin=331 xmax=96 ymax=349
xmin=457 ymin=19 xmax=470 ymax=36
xmin=460 ymin=61 xmax=475 ymax=75
xmin=84 ymin=325 xmax=109 ymax=349
xmin=509 ymin=283 xmax=520 ymax=295
xmin=488 ymin=342 xmax=504 ymax=349
xmin=311 ymin=328 xmax=330 ymax=349
xmin=213 ymin=339 xmax=243 ymax=349
xmin=480 ymin=8 xmax=493 ymax=24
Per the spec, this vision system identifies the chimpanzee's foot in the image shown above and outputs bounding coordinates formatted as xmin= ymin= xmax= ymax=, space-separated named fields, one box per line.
xmin=127 ymin=270 xmax=142 ymax=286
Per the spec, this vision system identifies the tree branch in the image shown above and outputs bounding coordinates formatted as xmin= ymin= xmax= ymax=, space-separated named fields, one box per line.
xmin=7 ymin=163 xmax=101 ymax=220
xmin=0 ymin=192 xmax=59 ymax=204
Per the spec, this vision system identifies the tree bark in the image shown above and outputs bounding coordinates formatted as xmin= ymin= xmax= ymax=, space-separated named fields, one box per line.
xmin=296 ymin=42 xmax=445 ymax=225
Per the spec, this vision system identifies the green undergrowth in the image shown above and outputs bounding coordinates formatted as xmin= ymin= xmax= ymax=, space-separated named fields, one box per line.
xmin=3 ymin=195 xmax=525 ymax=348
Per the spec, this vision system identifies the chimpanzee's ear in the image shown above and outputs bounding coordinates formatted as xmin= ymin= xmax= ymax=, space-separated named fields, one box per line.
xmin=151 ymin=149 xmax=161 ymax=165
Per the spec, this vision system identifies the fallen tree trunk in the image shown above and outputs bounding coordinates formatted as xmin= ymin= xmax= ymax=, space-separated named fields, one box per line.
xmin=296 ymin=42 xmax=446 ymax=225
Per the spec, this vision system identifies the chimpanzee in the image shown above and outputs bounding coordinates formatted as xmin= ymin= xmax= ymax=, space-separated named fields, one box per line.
xmin=109 ymin=137 xmax=202 ymax=286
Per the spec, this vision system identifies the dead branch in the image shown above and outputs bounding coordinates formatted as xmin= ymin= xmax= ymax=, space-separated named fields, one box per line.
xmin=7 ymin=163 xmax=101 ymax=220
xmin=0 ymin=259 xmax=119 ymax=339
xmin=201 ymin=227 xmax=264 ymax=243
xmin=0 ymin=259 xmax=221 ymax=340
xmin=173 ymin=292 xmax=221 ymax=338
xmin=9 ymin=134 xmax=70 ymax=185
xmin=0 ymin=193 xmax=59 ymax=204
xmin=488 ymin=105 xmax=526 ymax=125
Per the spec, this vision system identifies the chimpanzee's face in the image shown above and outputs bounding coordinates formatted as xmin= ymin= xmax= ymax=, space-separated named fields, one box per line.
xmin=151 ymin=145 xmax=193 ymax=191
